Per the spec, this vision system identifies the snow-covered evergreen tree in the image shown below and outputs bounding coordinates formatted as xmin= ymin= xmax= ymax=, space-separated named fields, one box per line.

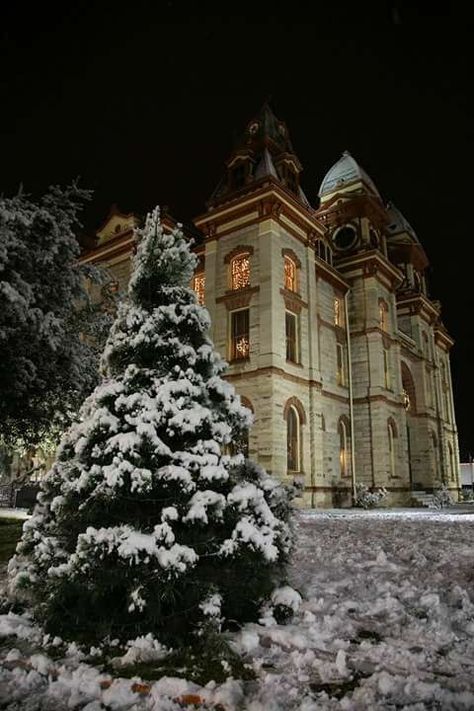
xmin=0 ymin=184 xmax=111 ymax=447
xmin=8 ymin=208 xmax=294 ymax=648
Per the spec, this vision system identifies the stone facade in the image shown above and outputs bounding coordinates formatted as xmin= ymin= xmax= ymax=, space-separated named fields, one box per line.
xmin=81 ymin=105 xmax=460 ymax=507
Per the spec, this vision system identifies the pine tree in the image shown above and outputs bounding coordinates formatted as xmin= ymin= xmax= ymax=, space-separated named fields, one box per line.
xmin=8 ymin=208 xmax=294 ymax=650
xmin=0 ymin=184 xmax=111 ymax=447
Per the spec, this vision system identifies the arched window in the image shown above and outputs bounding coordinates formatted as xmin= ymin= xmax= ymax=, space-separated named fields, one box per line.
xmin=401 ymin=362 xmax=417 ymax=414
xmin=230 ymin=253 xmax=250 ymax=290
xmin=338 ymin=418 xmax=349 ymax=477
xmin=441 ymin=362 xmax=451 ymax=422
xmin=284 ymin=398 xmax=305 ymax=473
xmin=287 ymin=406 xmax=300 ymax=473
xmin=284 ymin=255 xmax=297 ymax=292
xmin=388 ymin=419 xmax=397 ymax=477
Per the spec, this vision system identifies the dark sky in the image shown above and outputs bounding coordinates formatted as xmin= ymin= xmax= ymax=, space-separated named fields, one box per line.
xmin=2 ymin=2 xmax=472 ymax=458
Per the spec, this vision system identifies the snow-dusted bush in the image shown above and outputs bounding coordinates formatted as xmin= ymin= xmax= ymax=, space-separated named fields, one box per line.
xmin=354 ymin=483 xmax=388 ymax=509
xmin=461 ymin=489 xmax=474 ymax=502
xmin=432 ymin=484 xmax=454 ymax=509
xmin=8 ymin=208 xmax=295 ymax=651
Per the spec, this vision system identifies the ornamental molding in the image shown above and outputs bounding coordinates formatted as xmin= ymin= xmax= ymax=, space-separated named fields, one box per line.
xmin=216 ymin=285 xmax=260 ymax=310
xmin=281 ymin=247 xmax=302 ymax=269
xmin=280 ymin=288 xmax=307 ymax=314
xmin=224 ymin=245 xmax=254 ymax=264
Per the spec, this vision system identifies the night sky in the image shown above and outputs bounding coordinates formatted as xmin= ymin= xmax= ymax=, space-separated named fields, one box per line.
xmin=2 ymin=3 xmax=472 ymax=459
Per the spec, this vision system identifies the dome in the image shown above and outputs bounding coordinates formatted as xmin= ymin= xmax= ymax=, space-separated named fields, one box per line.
xmin=386 ymin=203 xmax=420 ymax=244
xmin=318 ymin=151 xmax=381 ymax=199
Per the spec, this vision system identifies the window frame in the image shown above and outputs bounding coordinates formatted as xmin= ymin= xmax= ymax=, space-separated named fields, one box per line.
xmin=287 ymin=405 xmax=301 ymax=473
xmin=229 ymin=307 xmax=250 ymax=362
xmin=230 ymin=252 xmax=251 ymax=291
xmin=193 ymin=272 xmax=205 ymax=305
xmin=285 ymin=310 xmax=299 ymax=363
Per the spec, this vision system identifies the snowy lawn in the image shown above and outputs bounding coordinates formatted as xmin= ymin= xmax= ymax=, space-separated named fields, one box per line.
xmin=2 ymin=508 xmax=474 ymax=709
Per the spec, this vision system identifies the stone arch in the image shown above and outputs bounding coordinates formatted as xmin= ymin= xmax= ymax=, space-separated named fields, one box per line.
xmin=401 ymin=361 xmax=417 ymax=414
xmin=224 ymin=245 xmax=254 ymax=264
xmin=281 ymin=247 xmax=302 ymax=269
xmin=240 ymin=396 xmax=254 ymax=414
xmin=283 ymin=396 xmax=307 ymax=425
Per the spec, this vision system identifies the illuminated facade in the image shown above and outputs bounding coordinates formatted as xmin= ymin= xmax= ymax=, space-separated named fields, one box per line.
xmin=81 ymin=105 xmax=460 ymax=507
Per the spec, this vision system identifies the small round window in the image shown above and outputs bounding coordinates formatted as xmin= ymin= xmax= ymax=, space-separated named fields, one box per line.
xmin=333 ymin=226 xmax=357 ymax=250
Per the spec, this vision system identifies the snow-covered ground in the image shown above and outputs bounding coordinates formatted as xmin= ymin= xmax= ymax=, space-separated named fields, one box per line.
xmin=2 ymin=508 xmax=474 ymax=709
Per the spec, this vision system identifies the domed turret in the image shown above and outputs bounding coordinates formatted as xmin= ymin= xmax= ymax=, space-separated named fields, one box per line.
xmin=318 ymin=151 xmax=381 ymax=201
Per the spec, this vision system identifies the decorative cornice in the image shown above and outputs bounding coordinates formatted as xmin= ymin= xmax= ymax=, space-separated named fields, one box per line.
xmin=280 ymin=288 xmax=307 ymax=314
xmin=223 ymin=244 xmax=254 ymax=264
xmin=215 ymin=285 xmax=260 ymax=310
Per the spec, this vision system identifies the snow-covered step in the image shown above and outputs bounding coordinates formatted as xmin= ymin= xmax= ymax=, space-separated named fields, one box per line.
xmin=411 ymin=491 xmax=436 ymax=508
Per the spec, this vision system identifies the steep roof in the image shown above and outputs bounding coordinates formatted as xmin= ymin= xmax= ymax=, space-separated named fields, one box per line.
xmin=318 ymin=151 xmax=381 ymax=199
xmin=386 ymin=203 xmax=420 ymax=244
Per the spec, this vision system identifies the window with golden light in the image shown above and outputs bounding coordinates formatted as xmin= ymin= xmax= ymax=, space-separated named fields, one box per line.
xmin=230 ymin=254 xmax=250 ymax=290
xmin=193 ymin=273 xmax=205 ymax=305
xmin=284 ymin=256 xmax=297 ymax=292
xmin=230 ymin=308 xmax=250 ymax=361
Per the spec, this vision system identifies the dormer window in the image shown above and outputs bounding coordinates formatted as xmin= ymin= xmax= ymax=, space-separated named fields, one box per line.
xmin=230 ymin=253 xmax=250 ymax=290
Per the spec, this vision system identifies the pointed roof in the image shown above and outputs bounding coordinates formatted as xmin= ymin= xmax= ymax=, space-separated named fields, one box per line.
xmin=207 ymin=103 xmax=307 ymax=208
xmin=254 ymin=147 xmax=279 ymax=179
xmin=318 ymin=151 xmax=381 ymax=199
xmin=386 ymin=203 xmax=420 ymax=244
xmin=233 ymin=101 xmax=296 ymax=155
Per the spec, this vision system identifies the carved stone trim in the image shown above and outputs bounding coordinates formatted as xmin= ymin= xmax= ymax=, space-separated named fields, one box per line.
xmin=281 ymin=247 xmax=302 ymax=269
xmin=216 ymin=285 xmax=260 ymax=310
xmin=280 ymin=288 xmax=307 ymax=314
xmin=283 ymin=396 xmax=307 ymax=424
xmin=224 ymin=244 xmax=254 ymax=264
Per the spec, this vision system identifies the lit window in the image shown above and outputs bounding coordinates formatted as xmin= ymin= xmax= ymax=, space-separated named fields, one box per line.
xmin=379 ymin=301 xmax=388 ymax=331
xmin=334 ymin=297 xmax=343 ymax=327
xmin=287 ymin=406 xmax=300 ymax=472
xmin=284 ymin=256 xmax=297 ymax=292
xmin=336 ymin=343 xmax=346 ymax=386
xmin=231 ymin=254 xmax=250 ymax=290
xmin=230 ymin=309 xmax=250 ymax=361
xmin=193 ymin=273 xmax=205 ymax=305
xmin=339 ymin=419 xmax=348 ymax=477
xmin=384 ymin=349 xmax=391 ymax=389
xmin=388 ymin=421 xmax=397 ymax=477
xmin=286 ymin=311 xmax=298 ymax=363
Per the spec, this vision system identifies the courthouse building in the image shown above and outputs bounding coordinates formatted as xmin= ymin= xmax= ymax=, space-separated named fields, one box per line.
xmin=81 ymin=105 xmax=460 ymax=507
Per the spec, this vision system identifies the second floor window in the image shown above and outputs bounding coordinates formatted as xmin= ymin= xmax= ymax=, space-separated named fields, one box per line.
xmin=193 ymin=273 xmax=205 ymax=305
xmin=284 ymin=256 xmax=297 ymax=292
xmin=286 ymin=311 xmax=298 ymax=363
xmin=231 ymin=254 xmax=250 ymax=290
xmin=230 ymin=309 xmax=250 ymax=361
